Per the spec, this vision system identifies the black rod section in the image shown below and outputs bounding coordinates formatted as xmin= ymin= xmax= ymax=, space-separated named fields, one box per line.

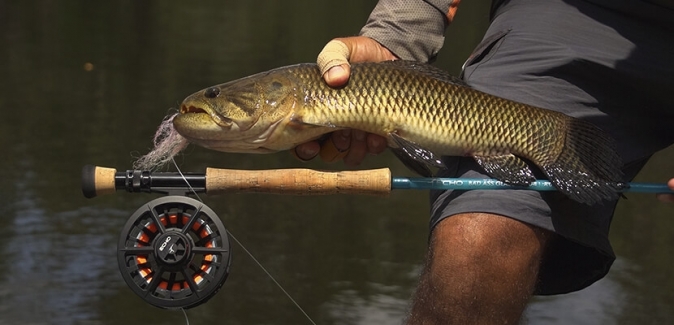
xmin=82 ymin=165 xmax=207 ymax=198
xmin=116 ymin=170 xmax=206 ymax=194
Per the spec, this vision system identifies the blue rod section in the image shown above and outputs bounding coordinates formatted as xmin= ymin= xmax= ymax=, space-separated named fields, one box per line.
xmin=391 ymin=178 xmax=674 ymax=194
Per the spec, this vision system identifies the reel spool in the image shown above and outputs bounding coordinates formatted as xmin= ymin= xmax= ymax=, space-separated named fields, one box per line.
xmin=117 ymin=196 xmax=231 ymax=309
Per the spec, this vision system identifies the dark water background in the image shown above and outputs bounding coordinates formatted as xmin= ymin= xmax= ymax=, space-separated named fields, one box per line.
xmin=0 ymin=1 xmax=672 ymax=324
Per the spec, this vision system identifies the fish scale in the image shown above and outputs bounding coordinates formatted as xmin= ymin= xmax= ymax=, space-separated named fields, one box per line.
xmin=357 ymin=62 xmax=561 ymax=160
xmin=173 ymin=61 xmax=624 ymax=204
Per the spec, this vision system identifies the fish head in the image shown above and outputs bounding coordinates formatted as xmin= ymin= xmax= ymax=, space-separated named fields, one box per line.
xmin=174 ymin=70 xmax=299 ymax=153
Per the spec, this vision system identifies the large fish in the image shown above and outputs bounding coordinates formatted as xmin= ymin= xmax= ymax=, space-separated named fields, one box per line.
xmin=173 ymin=61 xmax=624 ymax=204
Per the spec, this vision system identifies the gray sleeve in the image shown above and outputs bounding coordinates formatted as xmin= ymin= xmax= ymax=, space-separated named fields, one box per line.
xmin=359 ymin=0 xmax=453 ymax=62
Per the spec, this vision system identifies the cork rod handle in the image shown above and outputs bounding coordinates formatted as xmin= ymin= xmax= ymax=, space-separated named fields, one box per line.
xmin=81 ymin=165 xmax=117 ymax=198
xmin=205 ymin=167 xmax=392 ymax=196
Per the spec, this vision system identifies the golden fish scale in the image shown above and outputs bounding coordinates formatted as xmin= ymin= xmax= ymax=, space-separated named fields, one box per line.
xmin=284 ymin=63 xmax=566 ymax=163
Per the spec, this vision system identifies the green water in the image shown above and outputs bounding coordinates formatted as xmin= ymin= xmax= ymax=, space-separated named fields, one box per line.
xmin=0 ymin=1 xmax=672 ymax=324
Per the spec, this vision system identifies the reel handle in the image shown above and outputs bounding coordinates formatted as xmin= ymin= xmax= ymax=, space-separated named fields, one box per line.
xmin=205 ymin=167 xmax=391 ymax=196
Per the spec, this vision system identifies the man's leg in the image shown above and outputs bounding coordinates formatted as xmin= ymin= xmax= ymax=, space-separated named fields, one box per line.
xmin=405 ymin=213 xmax=553 ymax=324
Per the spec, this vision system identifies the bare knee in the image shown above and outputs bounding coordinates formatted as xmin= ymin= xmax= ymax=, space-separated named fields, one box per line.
xmin=430 ymin=213 xmax=550 ymax=273
xmin=406 ymin=213 xmax=553 ymax=325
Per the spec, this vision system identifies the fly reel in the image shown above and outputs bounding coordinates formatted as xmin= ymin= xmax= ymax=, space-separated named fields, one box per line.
xmin=117 ymin=195 xmax=231 ymax=309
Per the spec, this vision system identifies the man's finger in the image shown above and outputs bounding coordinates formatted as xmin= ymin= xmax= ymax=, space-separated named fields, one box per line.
xmin=317 ymin=39 xmax=350 ymax=76
xmin=293 ymin=142 xmax=320 ymax=161
xmin=366 ymin=134 xmax=388 ymax=155
xmin=344 ymin=130 xmax=368 ymax=166
xmin=319 ymin=131 xmax=351 ymax=163
xmin=324 ymin=65 xmax=350 ymax=86
xmin=657 ymin=193 xmax=674 ymax=203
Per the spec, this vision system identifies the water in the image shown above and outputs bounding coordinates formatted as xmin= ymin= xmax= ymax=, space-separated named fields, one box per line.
xmin=0 ymin=1 xmax=672 ymax=324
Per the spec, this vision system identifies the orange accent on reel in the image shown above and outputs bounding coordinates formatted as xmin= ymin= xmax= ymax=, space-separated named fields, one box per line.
xmin=146 ymin=222 xmax=158 ymax=233
xmin=138 ymin=232 xmax=150 ymax=245
xmin=139 ymin=268 xmax=152 ymax=279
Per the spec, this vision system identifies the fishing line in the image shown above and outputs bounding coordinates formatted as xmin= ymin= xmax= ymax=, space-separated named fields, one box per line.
xmin=170 ymin=158 xmax=317 ymax=325
xmin=180 ymin=308 xmax=190 ymax=325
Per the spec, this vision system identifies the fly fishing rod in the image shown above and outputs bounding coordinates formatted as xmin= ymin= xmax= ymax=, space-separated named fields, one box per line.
xmin=81 ymin=165 xmax=672 ymax=310
xmin=82 ymin=165 xmax=672 ymax=198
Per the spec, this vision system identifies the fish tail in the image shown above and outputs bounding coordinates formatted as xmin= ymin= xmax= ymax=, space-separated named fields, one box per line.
xmin=540 ymin=118 xmax=624 ymax=204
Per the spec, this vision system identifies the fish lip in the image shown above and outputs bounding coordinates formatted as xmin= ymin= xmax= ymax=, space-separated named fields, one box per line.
xmin=180 ymin=118 xmax=285 ymax=153
xmin=180 ymin=102 xmax=234 ymax=128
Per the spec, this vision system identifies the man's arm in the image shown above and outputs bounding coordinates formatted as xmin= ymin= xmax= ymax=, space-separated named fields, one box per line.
xmin=294 ymin=0 xmax=460 ymax=164
xmin=360 ymin=0 xmax=458 ymax=62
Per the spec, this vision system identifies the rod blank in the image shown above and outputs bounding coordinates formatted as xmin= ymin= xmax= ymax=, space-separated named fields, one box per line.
xmin=392 ymin=177 xmax=672 ymax=193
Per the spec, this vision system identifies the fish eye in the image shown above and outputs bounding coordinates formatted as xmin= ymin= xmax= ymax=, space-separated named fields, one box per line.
xmin=204 ymin=87 xmax=220 ymax=98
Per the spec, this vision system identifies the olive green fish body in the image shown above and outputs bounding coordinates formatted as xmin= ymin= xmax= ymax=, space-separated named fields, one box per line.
xmin=290 ymin=63 xmax=563 ymax=156
xmin=174 ymin=61 xmax=623 ymax=204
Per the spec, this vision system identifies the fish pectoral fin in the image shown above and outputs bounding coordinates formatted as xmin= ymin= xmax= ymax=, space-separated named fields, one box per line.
xmin=287 ymin=117 xmax=325 ymax=131
xmin=390 ymin=148 xmax=433 ymax=177
xmin=473 ymin=154 xmax=536 ymax=186
xmin=389 ymin=133 xmax=444 ymax=177
xmin=289 ymin=113 xmax=338 ymax=128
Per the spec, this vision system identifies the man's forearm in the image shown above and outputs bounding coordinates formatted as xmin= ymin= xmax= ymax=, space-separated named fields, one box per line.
xmin=359 ymin=0 xmax=460 ymax=62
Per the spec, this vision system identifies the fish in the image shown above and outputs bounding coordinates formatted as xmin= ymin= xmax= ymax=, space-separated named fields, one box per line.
xmin=173 ymin=60 xmax=624 ymax=204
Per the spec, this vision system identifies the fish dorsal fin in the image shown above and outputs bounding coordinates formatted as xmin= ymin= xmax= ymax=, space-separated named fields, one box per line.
xmin=473 ymin=154 xmax=536 ymax=186
xmin=378 ymin=60 xmax=470 ymax=87
xmin=389 ymin=132 xmax=445 ymax=176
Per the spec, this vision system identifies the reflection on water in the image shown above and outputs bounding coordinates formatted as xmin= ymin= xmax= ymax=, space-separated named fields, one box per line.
xmin=2 ymin=201 xmax=127 ymax=323
xmin=323 ymin=281 xmax=416 ymax=325
xmin=524 ymin=258 xmax=630 ymax=324
xmin=0 ymin=1 xmax=672 ymax=324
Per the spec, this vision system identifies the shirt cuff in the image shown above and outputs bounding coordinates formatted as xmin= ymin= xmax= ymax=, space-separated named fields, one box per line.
xmin=359 ymin=0 xmax=452 ymax=62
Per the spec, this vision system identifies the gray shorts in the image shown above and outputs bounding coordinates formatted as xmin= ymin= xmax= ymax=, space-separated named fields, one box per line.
xmin=431 ymin=0 xmax=674 ymax=295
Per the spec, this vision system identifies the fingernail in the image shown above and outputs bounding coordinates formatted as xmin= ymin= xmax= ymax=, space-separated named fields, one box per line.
xmin=332 ymin=129 xmax=351 ymax=151
xmin=368 ymin=136 xmax=383 ymax=149
xmin=339 ymin=129 xmax=351 ymax=139
xmin=296 ymin=146 xmax=318 ymax=161
xmin=326 ymin=66 xmax=345 ymax=83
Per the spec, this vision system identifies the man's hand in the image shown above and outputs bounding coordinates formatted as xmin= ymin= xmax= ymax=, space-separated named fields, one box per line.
xmin=293 ymin=36 xmax=396 ymax=166
xmin=656 ymin=178 xmax=674 ymax=202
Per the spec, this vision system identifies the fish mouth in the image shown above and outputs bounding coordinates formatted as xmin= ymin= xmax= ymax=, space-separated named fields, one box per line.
xmin=180 ymin=104 xmax=205 ymax=114
xmin=173 ymin=102 xmax=284 ymax=152
xmin=173 ymin=101 xmax=235 ymax=143
xmin=179 ymin=103 xmax=233 ymax=127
